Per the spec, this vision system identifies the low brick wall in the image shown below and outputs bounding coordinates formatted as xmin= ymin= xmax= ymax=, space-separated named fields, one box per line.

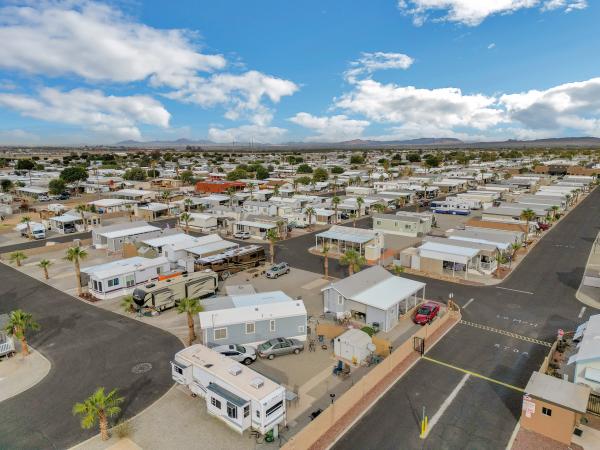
xmin=1 ymin=238 xmax=92 ymax=259
xmin=283 ymin=309 xmax=461 ymax=450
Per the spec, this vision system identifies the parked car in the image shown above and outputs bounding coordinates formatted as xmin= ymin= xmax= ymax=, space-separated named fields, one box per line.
xmin=257 ymin=337 xmax=304 ymax=360
xmin=212 ymin=344 xmax=257 ymax=365
xmin=537 ymin=222 xmax=550 ymax=231
xmin=340 ymin=213 xmax=350 ymax=220
xmin=266 ymin=262 xmax=290 ymax=278
xmin=233 ymin=230 xmax=251 ymax=239
xmin=37 ymin=195 xmax=50 ymax=202
xmin=58 ymin=193 xmax=70 ymax=200
xmin=413 ymin=301 xmax=440 ymax=325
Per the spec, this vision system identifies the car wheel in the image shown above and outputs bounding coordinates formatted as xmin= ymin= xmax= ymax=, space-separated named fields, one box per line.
xmin=268 ymin=354 xmax=275 ymax=360
xmin=286 ymin=269 xmax=290 ymax=274
xmin=293 ymin=348 xmax=300 ymax=355
xmin=243 ymin=358 xmax=253 ymax=365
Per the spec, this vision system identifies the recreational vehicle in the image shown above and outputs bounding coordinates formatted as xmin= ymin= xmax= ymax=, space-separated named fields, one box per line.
xmin=430 ymin=200 xmax=470 ymax=215
xmin=194 ymin=245 xmax=266 ymax=279
xmin=132 ymin=270 xmax=219 ymax=311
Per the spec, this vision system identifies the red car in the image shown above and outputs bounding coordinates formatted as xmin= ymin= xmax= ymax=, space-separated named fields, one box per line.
xmin=413 ymin=302 xmax=440 ymax=325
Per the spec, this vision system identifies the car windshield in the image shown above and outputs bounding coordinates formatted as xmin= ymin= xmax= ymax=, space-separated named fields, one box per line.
xmin=258 ymin=342 xmax=271 ymax=351
xmin=417 ymin=307 xmax=431 ymax=315
xmin=236 ymin=345 xmax=246 ymax=353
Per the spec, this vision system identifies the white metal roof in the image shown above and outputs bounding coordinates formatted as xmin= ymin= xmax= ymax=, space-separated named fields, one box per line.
xmin=100 ymin=224 xmax=160 ymax=239
xmin=82 ymin=256 xmax=168 ymax=279
xmin=230 ymin=290 xmax=293 ymax=308
xmin=90 ymin=199 xmax=134 ymax=207
xmin=198 ymin=300 xmax=306 ymax=328
xmin=419 ymin=241 xmax=479 ymax=264
xmin=351 ymin=276 xmax=425 ymax=310
xmin=316 ymin=225 xmax=377 ymax=244
xmin=186 ymin=239 xmax=238 ymax=256
xmin=569 ymin=314 xmax=600 ymax=363
xmin=237 ymin=220 xmax=277 ymax=229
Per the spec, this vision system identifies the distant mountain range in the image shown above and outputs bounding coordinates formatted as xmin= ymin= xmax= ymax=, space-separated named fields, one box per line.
xmin=112 ymin=136 xmax=600 ymax=149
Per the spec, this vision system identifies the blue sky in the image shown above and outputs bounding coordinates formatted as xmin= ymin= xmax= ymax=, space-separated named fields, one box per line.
xmin=0 ymin=0 xmax=598 ymax=144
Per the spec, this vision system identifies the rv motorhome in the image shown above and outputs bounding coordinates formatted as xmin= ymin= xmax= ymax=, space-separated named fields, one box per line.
xmin=132 ymin=270 xmax=218 ymax=311
xmin=194 ymin=245 xmax=266 ymax=280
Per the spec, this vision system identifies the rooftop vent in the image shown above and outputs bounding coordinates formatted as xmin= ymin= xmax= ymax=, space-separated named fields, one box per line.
xmin=250 ymin=377 xmax=264 ymax=389
xmin=204 ymin=363 xmax=213 ymax=368
xmin=228 ymin=365 xmax=242 ymax=376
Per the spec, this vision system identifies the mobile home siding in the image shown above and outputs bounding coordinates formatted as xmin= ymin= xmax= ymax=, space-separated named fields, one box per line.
xmin=204 ymin=315 xmax=306 ymax=347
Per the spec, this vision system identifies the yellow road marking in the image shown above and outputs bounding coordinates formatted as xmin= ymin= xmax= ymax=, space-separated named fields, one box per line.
xmin=422 ymin=356 xmax=525 ymax=392
xmin=459 ymin=320 xmax=552 ymax=347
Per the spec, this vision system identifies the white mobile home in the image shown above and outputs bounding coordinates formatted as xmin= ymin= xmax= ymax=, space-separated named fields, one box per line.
xmin=568 ymin=314 xmax=600 ymax=393
xmin=171 ymin=344 xmax=287 ymax=435
xmin=92 ymin=221 xmax=162 ymax=251
xmin=81 ymin=256 xmax=171 ymax=299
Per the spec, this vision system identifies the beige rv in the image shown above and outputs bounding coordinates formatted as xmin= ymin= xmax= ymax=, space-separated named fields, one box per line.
xmin=132 ymin=270 xmax=218 ymax=311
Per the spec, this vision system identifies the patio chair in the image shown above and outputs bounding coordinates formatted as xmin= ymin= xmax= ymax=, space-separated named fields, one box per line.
xmin=333 ymin=360 xmax=343 ymax=375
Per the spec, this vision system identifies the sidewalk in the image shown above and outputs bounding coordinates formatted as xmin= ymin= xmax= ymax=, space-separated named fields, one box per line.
xmin=575 ymin=231 xmax=600 ymax=309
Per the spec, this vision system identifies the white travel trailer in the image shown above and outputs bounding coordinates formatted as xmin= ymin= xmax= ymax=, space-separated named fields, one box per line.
xmin=171 ymin=344 xmax=287 ymax=436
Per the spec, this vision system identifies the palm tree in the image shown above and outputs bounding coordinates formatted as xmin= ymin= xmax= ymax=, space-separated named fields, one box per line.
xmin=161 ymin=190 xmax=171 ymax=214
xmin=350 ymin=212 xmax=357 ymax=228
xmin=356 ymin=196 xmax=365 ymax=217
xmin=293 ymin=178 xmax=299 ymax=194
xmin=494 ymin=252 xmax=508 ymax=278
xmin=226 ymin=187 xmax=235 ymax=207
xmin=184 ymin=198 xmax=193 ymax=212
xmin=5 ymin=309 xmax=39 ymax=356
xmin=392 ymin=264 xmax=404 ymax=275
xmin=20 ymin=216 xmax=32 ymax=239
xmin=397 ymin=196 xmax=406 ymax=210
xmin=266 ymin=228 xmax=279 ymax=264
xmin=332 ymin=196 xmax=341 ymax=224
xmin=73 ymin=387 xmax=124 ymax=441
xmin=247 ymin=183 xmax=254 ymax=200
xmin=9 ymin=251 xmax=27 ymax=267
xmin=371 ymin=203 xmax=386 ymax=214
xmin=276 ymin=219 xmax=286 ymax=239
xmin=273 ymin=185 xmax=280 ymax=197
xmin=125 ymin=204 xmax=134 ymax=222
xmin=177 ymin=297 xmax=204 ymax=346
xmin=509 ymin=242 xmax=522 ymax=268
xmin=180 ymin=212 xmax=192 ymax=234
xmin=38 ymin=258 xmax=52 ymax=280
xmin=550 ymin=205 xmax=560 ymax=222
xmin=321 ymin=244 xmax=330 ymax=278
xmin=340 ymin=248 xmax=366 ymax=276
xmin=75 ymin=204 xmax=88 ymax=232
xmin=520 ymin=208 xmax=536 ymax=245
xmin=332 ymin=175 xmax=339 ymax=195
xmin=305 ymin=207 xmax=316 ymax=230
xmin=65 ymin=246 xmax=88 ymax=296
xmin=121 ymin=294 xmax=136 ymax=314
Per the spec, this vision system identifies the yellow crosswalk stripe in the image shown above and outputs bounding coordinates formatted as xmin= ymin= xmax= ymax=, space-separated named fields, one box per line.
xmin=422 ymin=356 xmax=525 ymax=392
xmin=459 ymin=320 xmax=552 ymax=347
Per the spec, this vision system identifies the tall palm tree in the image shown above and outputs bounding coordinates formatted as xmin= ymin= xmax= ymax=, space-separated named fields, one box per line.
xmin=509 ymin=242 xmax=522 ymax=268
xmin=75 ymin=204 xmax=88 ymax=232
xmin=180 ymin=212 xmax=192 ymax=234
xmin=9 ymin=251 xmax=27 ymax=267
xmin=332 ymin=175 xmax=339 ymax=195
xmin=38 ymin=258 xmax=52 ymax=280
xmin=20 ymin=216 xmax=32 ymax=239
xmin=356 ymin=196 xmax=365 ymax=217
xmin=5 ymin=309 xmax=39 ymax=356
xmin=371 ymin=203 xmax=386 ymax=214
xmin=247 ymin=183 xmax=254 ymax=200
xmin=266 ymin=228 xmax=279 ymax=264
xmin=177 ymin=297 xmax=204 ymax=346
xmin=276 ymin=219 xmax=286 ymax=239
xmin=520 ymin=208 xmax=536 ymax=245
xmin=183 ymin=198 xmax=193 ymax=212
xmin=321 ymin=244 xmax=330 ymax=279
xmin=65 ymin=246 xmax=88 ymax=296
xmin=340 ymin=248 xmax=366 ymax=276
xmin=161 ymin=190 xmax=171 ymax=214
xmin=125 ymin=204 xmax=134 ymax=222
xmin=550 ymin=205 xmax=560 ymax=222
xmin=305 ymin=207 xmax=316 ymax=230
xmin=226 ymin=187 xmax=235 ymax=207
xmin=73 ymin=387 xmax=124 ymax=441
xmin=331 ymin=196 xmax=341 ymax=224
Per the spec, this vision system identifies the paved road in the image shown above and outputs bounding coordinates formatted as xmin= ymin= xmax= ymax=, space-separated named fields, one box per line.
xmin=0 ymin=264 xmax=182 ymax=449
xmin=334 ymin=188 xmax=600 ymax=450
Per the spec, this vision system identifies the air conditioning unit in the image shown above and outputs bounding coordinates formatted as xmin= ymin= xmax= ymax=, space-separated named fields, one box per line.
xmin=228 ymin=365 xmax=242 ymax=376
xmin=250 ymin=377 xmax=264 ymax=389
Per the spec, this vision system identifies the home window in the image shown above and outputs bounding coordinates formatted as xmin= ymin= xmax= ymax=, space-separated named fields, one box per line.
xmin=107 ymin=277 xmax=119 ymax=288
xmin=125 ymin=275 xmax=135 ymax=287
xmin=245 ymin=322 xmax=255 ymax=334
xmin=214 ymin=328 xmax=228 ymax=340
xmin=376 ymin=220 xmax=381 ymax=225
xmin=244 ymin=405 xmax=250 ymax=418
xmin=211 ymin=397 xmax=221 ymax=409
xmin=542 ymin=407 xmax=552 ymax=416
xmin=337 ymin=295 xmax=343 ymax=305
xmin=270 ymin=320 xmax=276 ymax=332
xmin=298 ymin=325 xmax=305 ymax=333
xmin=227 ymin=402 xmax=238 ymax=419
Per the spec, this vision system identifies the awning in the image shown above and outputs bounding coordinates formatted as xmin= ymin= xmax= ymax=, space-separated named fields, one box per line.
xmin=317 ymin=229 xmax=375 ymax=244
xmin=207 ymin=383 xmax=247 ymax=407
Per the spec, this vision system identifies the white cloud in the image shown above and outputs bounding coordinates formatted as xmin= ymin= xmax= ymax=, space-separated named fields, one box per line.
xmin=345 ymin=52 xmax=414 ymax=83
xmin=336 ymin=79 xmax=504 ymax=131
xmin=397 ymin=0 xmax=587 ymax=26
xmin=487 ymin=43 xmax=496 ymax=49
xmin=208 ymin=124 xmax=288 ymax=143
xmin=0 ymin=129 xmax=39 ymax=144
xmin=0 ymin=87 xmax=170 ymax=140
xmin=289 ymin=113 xmax=370 ymax=142
xmin=500 ymin=77 xmax=600 ymax=134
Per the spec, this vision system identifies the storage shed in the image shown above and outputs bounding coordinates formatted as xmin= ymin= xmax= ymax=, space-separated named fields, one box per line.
xmin=334 ymin=329 xmax=373 ymax=364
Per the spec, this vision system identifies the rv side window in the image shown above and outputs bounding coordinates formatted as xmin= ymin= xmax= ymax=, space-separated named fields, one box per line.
xmin=107 ymin=278 xmax=120 ymax=288
xmin=269 ymin=320 xmax=276 ymax=332
xmin=245 ymin=323 xmax=255 ymax=334
xmin=214 ymin=328 xmax=228 ymax=340
xmin=266 ymin=401 xmax=283 ymax=417
xmin=173 ymin=365 xmax=183 ymax=375
xmin=244 ymin=405 xmax=250 ymax=418
xmin=211 ymin=398 xmax=221 ymax=409
xmin=255 ymin=410 xmax=260 ymax=419
xmin=226 ymin=402 xmax=237 ymax=419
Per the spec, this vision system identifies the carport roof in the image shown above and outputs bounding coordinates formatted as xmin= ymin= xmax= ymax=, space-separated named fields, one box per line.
xmin=316 ymin=226 xmax=377 ymax=244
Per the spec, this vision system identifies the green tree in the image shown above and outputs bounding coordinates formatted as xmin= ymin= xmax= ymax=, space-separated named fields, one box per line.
xmin=146 ymin=168 xmax=160 ymax=178
xmin=305 ymin=207 xmax=316 ymax=231
xmin=226 ymin=168 xmax=248 ymax=181
xmin=331 ymin=166 xmax=344 ymax=174
xmin=350 ymin=154 xmax=364 ymax=164
xmin=371 ymin=203 xmax=386 ymax=214
xmin=65 ymin=246 xmax=88 ymax=296
xmin=520 ymin=208 xmax=536 ymax=245
xmin=48 ymin=178 xmax=67 ymax=195
xmin=20 ymin=216 xmax=32 ymax=239
xmin=60 ymin=166 xmax=88 ymax=184
xmin=180 ymin=212 xmax=192 ymax=234
xmin=296 ymin=176 xmax=312 ymax=185
xmin=321 ymin=244 xmax=330 ymax=279
xmin=177 ymin=298 xmax=204 ymax=346
xmin=16 ymin=159 xmax=35 ymax=171
xmin=73 ymin=388 xmax=124 ymax=441
xmin=296 ymin=163 xmax=313 ymax=174
xmin=332 ymin=196 xmax=341 ymax=224
xmin=5 ymin=309 xmax=39 ymax=356
xmin=9 ymin=251 xmax=27 ymax=267
xmin=123 ymin=168 xmax=147 ymax=181
xmin=266 ymin=228 xmax=279 ymax=264
xmin=180 ymin=170 xmax=194 ymax=185
xmin=356 ymin=196 xmax=365 ymax=217
xmin=312 ymin=167 xmax=329 ymax=182
xmin=407 ymin=153 xmax=421 ymax=163
xmin=1 ymin=179 xmax=13 ymax=192
xmin=75 ymin=204 xmax=89 ymax=232
xmin=340 ymin=248 xmax=366 ymax=276
xmin=38 ymin=258 xmax=53 ymax=280
xmin=121 ymin=295 xmax=136 ymax=314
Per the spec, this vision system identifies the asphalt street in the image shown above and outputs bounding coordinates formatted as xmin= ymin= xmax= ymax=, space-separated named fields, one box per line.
xmin=333 ymin=188 xmax=600 ymax=450
xmin=0 ymin=262 xmax=182 ymax=449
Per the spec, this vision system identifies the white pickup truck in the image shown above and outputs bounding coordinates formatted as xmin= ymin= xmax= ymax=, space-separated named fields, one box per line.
xmin=15 ymin=222 xmax=46 ymax=239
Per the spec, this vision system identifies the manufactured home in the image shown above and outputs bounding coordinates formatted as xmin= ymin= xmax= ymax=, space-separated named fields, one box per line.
xmin=373 ymin=212 xmax=432 ymax=237
xmin=171 ymin=344 xmax=287 ymax=435
xmin=92 ymin=221 xmax=162 ymax=252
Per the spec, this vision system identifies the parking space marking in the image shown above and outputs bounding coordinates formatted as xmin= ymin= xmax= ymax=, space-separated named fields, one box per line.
xmin=422 ymin=356 xmax=524 ymax=392
xmin=459 ymin=320 xmax=552 ymax=347
xmin=579 ymin=306 xmax=587 ymax=319
xmin=462 ymin=298 xmax=475 ymax=309
xmin=423 ymin=373 xmax=470 ymax=438
xmin=495 ymin=287 xmax=534 ymax=295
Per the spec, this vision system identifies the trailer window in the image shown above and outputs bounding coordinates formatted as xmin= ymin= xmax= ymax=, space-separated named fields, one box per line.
xmin=269 ymin=320 xmax=276 ymax=332
xmin=211 ymin=397 xmax=221 ymax=409
xmin=214 ymin=328 xmax=228 ymax=340
xmin=244 ymin=405 xmax=250 ymax=418
xmin=107 ymin=278 xmax=120 ymax=288
xmin=227 ymin=402 xmax=237 ymax=419
xmin=245 ymin=323 xmax=255 ymax=334
xmin=266 ymin=401 xmax=283 ymax=417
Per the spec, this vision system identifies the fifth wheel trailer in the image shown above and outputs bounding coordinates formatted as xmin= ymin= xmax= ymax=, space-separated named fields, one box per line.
xmin=132 ymin=270 xmax=218 ymax=311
